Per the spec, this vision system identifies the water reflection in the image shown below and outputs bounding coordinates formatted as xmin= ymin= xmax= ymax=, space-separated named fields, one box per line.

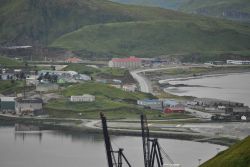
xmin=14 ymin=124 xmax=43 ymax=142
xmin=0 ymin=125 xmax=227 ymax=167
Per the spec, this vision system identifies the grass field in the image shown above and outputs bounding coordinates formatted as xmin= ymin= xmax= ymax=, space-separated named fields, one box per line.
xmin=0 ymin=0 xmax=189 ymax=45
xmin=51 ymin=19 xmax=250 ymax=60
xmin=63 ymin=64 xmax=101 ymax=75
xmin=62 ymin=82 xmax=154 ymax=101
xmin=45 ymin=82 xmax=159 ymax=119
xmin=200 ymin=136 xmax=250 ymax=167
xmin=0 ymin=80 xmax=25 ymax=94
xmin=0 ymin=56 xmax=24 ymax=67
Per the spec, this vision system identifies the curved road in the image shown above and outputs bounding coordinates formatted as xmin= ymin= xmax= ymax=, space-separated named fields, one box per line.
xmin=130 ymin=65 xmax=206 ymax=94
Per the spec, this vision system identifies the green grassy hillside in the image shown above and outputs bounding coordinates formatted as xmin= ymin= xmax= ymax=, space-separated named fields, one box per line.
xmin=179 ymin=0 xmax=250 ymax=22
xmin=201 ymin=136 xmax=250 ymax=167
xmin=51 ymin=19 xmax=250 ymax=59
xmin=110 ymin=0 xmax=186 ymax=10
xmin=111 ymin=0 xmax=250 ymax=22
xmin=1 ymin=0 xmax=250 ymax=61
xmin=46 ymin=82 xmax=158 ymax=119
xmin=0 ymin=0 xmax=188 ymax=45
xmin=0 ymin=55 xmax=23 ymax=67
xmin=62 ymin=82 xmax=153 ymax=100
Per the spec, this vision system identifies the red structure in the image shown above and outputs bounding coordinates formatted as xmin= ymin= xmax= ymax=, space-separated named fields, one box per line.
xmin=164 ymin=105 xmax=185 ymax=114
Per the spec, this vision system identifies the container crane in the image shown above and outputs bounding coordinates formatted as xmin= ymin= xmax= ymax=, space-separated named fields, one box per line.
xmin=141 ymin=114 xmax=180 ymax=167
xmin=100 ymin=113 xmax=132 ymax=167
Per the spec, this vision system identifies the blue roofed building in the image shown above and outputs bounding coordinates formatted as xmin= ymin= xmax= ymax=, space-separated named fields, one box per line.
xmin=137 ymin=99 xmax=163 ymax=110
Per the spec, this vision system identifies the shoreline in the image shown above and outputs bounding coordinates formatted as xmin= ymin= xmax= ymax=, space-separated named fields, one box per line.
xmin=159 ymin=71 xmax=250 ymax=84
xmin=157 ymin=71 xmax=250 ymax=106
xmin=0 ymin=114 xmax=238 ymax=146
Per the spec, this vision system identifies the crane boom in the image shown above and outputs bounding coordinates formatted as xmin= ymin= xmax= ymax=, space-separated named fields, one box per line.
xmin=100 ymin=113 xmax=132 ymax=167
xmin=141 ymin=114 xmax=164 ymax=167
xmin=101 ymin=113 xmax=114 ymax=167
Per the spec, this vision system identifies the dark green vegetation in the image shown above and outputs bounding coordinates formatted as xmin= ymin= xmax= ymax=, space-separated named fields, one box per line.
xmin=201 ymin=136 xmax=250 ymax=167
xmin=0 ymin=80 xmax=25 ymax=94
xmin=0 ymin=55 xmax=23 ymax=67
xmin=179 ymin=0 xmax=250 ymax=22
xmin=63 ymin=64 xmax=100 ymax=75
xmin=0 ymin=0 xmax=186 ymax=45
xmin=46 ymin=82 xmax=161 ymax=119
xmin=110 ymin=0 xmax=186 ymax=10
xmin=62 ymin=82 xmax=152 ymax=100
xmin=1 ymin=0 xmax=250 ymax=61
xmin=52 ymin=19 xmax=250 ymax=59
xmin=111 ymin=0 xmax=250 ymax=22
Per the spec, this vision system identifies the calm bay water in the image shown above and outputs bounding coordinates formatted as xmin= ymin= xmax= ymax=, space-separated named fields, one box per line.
xmin=164 ymin=73 xmax=250 ymax=106
xmin=0 ymin=126 xmax=227 ymax=167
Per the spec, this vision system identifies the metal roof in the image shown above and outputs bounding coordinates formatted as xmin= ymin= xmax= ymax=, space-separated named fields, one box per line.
xmin=0 ymin=97 xmax=15 ymax=102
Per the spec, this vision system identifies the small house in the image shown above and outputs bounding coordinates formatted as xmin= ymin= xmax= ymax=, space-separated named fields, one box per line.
xmin=0 ymin=97 xmax=15 ymax=113
xmin=65 ymin=57 xmax=83 ymax=63
xmin=163 ymin=100 xmax=185 ymax=114
xmin=122 ymin=84 xmax=137 ymax=92
xmin=137 ymin=99 xmax=163 ymax=110
xmin=74 ymin=74 xmax=91 ymax=81
xmin=70 ymin=94 xmax=95 ymax=102
xmin=15 ymin=98 xmax=43 ymax=115
xmin=164 ymin=104 xmax=185 ymax=114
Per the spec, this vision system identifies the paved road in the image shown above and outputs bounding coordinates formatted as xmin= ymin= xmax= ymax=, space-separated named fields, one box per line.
xmin=130 ymin=65 xmax=207 ymax=93
xmin=185 ymin=108 xmax=212 ymax=119
xmin=130 ymin=70 xmax=152 ymax=93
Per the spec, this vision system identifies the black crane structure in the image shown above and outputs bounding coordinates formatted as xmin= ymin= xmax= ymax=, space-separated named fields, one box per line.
xmin=141 ymin=114 xmax=164 ymax=167
xmin=100 ymin=113 xmax=131 ymax=167
xmin=101 ymin=113 xmax=176 ymax=167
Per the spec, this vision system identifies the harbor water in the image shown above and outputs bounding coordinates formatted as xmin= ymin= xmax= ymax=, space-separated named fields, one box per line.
xmin=0 ymin=125 xmax=227 ymax=167
xmin=163 ymin=73 xmax=250 ymax=106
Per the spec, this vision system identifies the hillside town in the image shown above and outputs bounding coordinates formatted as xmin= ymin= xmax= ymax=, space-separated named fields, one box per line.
xmin=1 ymin=56 xmax=250 ymax=122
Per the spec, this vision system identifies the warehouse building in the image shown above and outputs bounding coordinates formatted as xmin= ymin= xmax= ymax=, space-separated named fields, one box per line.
xmin=0 ymin=97 xmax=15 ymax=113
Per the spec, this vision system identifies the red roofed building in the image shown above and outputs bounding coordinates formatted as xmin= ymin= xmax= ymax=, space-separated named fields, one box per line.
xmin=65 ymin=57 xmax=83 ymax=63
xmin=108 ymin=56 xmax=142 ymax=69
xmin=164 ymin=104 xmax=185 ymax=114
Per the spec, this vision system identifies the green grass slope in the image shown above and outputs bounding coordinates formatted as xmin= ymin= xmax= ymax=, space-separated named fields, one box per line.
xmin=62 ymin=82 xmax=153 ymax=100
xmin=0 ymin=0 xmax=188 ymax=45
xmin=0 ymin=55 xmax=23 ymax=67
xmin=201 ymin=136 xmax=250 ymax=167
xmin=110 ymin=0 xmax=187 ymax=10
xmin=46 ymin=82 xmax=157 ymax=119
xmin=51 ymin=19 xmax=250 ymax=59
xmin=179 ymin=0 xmax=250 ymax=22
xmin=111 ymin=0 xmax=250 ymax=22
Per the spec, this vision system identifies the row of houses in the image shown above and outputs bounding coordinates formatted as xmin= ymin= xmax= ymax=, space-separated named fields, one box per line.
xmin=110 ymin=84 xmax=137 ymax=92
xmin=0 ymin=97 xmax=43 ymax=116
xmin=137 ymin=99 xmax=185 ymax=114
xmin=227 ymin=60 xmax=250 ymax=65
xmin=187 ymin=98 xmax=250 ymax=121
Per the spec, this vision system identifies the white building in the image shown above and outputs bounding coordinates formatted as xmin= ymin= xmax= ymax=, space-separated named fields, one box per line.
xmin=70 ymin=94 xmax=95 ymax=102
xmin=74 ymin=74 xmax=91 ymax=81
xmin=122 ymin=84 xmax=137 ymax=92
xmin=108 ymin=56 xmax=142 ymax=69
xmin=227 ymin=60 xmax=250 ymax=65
